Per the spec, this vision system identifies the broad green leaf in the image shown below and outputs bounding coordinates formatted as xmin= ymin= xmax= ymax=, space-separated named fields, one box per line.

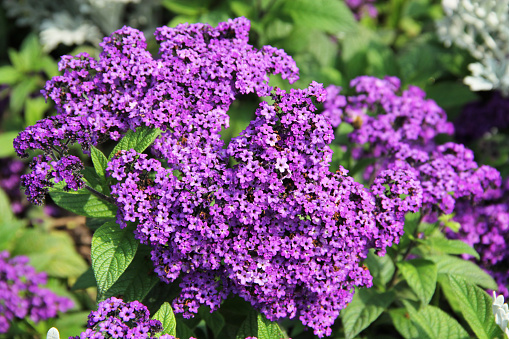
xmin=257 ymin=312 xmax=288 ymax=339
xmin=448 ymin=275 xmax=504 ymax=339
xmin=199 ymin=307 xmax=225 ymax=337
xmin=10 ymin=77 xmax=38 ymax=114
xmin=236 ymin=310 xmax=288 ymax=339
xmin=103 ymin=245 xmax=160 ymax=302
xmin=91 ymin=146 xmax=108 ymax=180
xmin=91 ymin=221 xmax=138 ymax=297
xmin=10 ymin=230 xmax=87 ymax=278
xmin=49 ymin=187 xmax=116 ymax=218
xmin=423 ymin=238 xmax=479 ymax=260
xmin=282 ymin=0 xmax=357 ymax=34
xmin=429 ymin=255 xmax=497 ymax=290
xmin=0 ymin=65 xmax=21 ymax=85
xmin=365 ymin=249 xmax=395 ymax=287
xmin=24 ymin=96 xmax=48 ymax=126
xmin=176 ymin=319 xmax=196 ymax=339
xmin=0 ymin=131 xmax=18 ymax=157
xmin=81 ymin=167 xmax=104 ymax=191
xmin=397 ymin=259 xmax=437 ymax=305
xmin=403 ymin=302 xmax=470 ymax=339
xmin=108 ymin=125 xmax=162 ymax=160
xmin=71 ymin=266 xmax=97 ymax=291
xmin=342 ymin=288 xmax=395 ymax=339
xmin=19 ymin=34 xmax=43 ymax=69
xmin=389 ymin=308 xmax=419 ymax=339
xmin=153 ymin=302 xmax=177 ymax=337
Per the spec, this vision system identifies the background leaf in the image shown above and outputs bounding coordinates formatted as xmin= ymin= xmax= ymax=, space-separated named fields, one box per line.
xmin=429 ymin=255 xmax=497 ymax=290
xmin=403 ymin=302 xmax=470 ymax=339
xmin=342 ymin=288 xmax=395 ymax=339
xmin=448 ymin=275 xmax=504 ymax=339
xmin=397 ymin=259 xmax=437 ymax=305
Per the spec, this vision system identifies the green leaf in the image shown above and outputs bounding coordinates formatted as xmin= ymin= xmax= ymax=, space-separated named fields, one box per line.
xmin=0 ymin=131 xmax=18 ymax=157
xmin=403 ymin=302 xmax=470 ymax=339
xmin=153 ymin=302 xmax=177 ymax=337
xmin=91 ymin=146 xmax=109 ymax=180
xmin=91 ymin=221 xmax=139 ymax=297
xmin=0 ymin=65 xmax=21 ymax=85
xmin=342 ymin=288 xmax=395 ymax=339
xmin=103 ymin=244 xmax=159 ymax=302
xmin=448 ymin=275 xmax=504 ymax=339
xmin=9 ymin=77 xmax=38 ymax=114
xmin=365 ymin=249 xmax=395 ymax=287
xmin=397 ymin=259 xmax=437 ymax=305
xmin=71 ymin=266 xmax=97 ymax=290
xmin=49 ymin=188 xmax=117 ymax=218
xmin=236 ymin=310 xmax=288 ymax=339
xmin=24 ymin=96 xmax=48 ymax=126
xmin=108 ymin=125 xmax=162 ymax=160
xmin=176 ymin=319 xmax=196 ymax=339
xmin=389 ymin=308 xmax=420 ymax=339
xmin=11 ymin=230 xmax=87 ymax=278
xmin=424 ymin=238 xmax=479 ymax=260
xmin=429 ymin=255 xmax=497 ymax=290
xmin=282 ymin=0 xmax=357 ymax=34
xmin=199 ymin=307 xmax=225 ymax=337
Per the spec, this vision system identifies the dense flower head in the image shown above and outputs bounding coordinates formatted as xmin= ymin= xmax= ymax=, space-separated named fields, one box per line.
xmin=322 ymin=76 xmax=501 ymax=216
xmin=107 ymin=83 xmax=422 ymax=337
xmin=0 ymin=251 xmax=73 ymax=333
xmin=14 ymin=17 xmax=299 ymax=205
xmin=449 ymin=178 xmax=509 ymax=297
xmin=70 ymin=297 xmax=175 ymax=339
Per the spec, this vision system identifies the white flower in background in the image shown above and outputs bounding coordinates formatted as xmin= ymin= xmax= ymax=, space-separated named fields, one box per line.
xmin=40 ymin=12 xmax=102 ymax=52
xmin=3 ymin=0 xmax=158 ymax=52
xmin=492 ymin=292 xmax=509 ymax=337
xmin=437 ymin=0 xmax=509 ymax=96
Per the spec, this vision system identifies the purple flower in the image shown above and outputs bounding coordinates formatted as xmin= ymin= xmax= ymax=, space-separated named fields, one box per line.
xmin=107 ymin=82 xmax=422 ymax=337
xmin=71 ymin=297 xmax=165 ymax=339
xmin=0 ymin=251 xmax=73 ymax=333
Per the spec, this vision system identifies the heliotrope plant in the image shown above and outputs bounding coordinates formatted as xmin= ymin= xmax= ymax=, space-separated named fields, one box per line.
xmin=12 ymin=17 xmax=507 ymax=339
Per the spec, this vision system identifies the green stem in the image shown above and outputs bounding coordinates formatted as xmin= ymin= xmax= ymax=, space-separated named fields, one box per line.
xmin=84 ymin=185 xmax=117 ymax=205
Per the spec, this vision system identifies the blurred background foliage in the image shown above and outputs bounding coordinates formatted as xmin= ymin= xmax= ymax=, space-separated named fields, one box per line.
xmin=0 ymin=0 xmax=508 ymax=338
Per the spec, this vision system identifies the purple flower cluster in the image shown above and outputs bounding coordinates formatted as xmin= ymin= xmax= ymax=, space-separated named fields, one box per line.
xmin=449 ymin=179 xmax=509 ymax=297
xmin=345 ymin=0 xmax=378 ymax=20
xmin=14 ymin=17 xmax=298 ymax=206
xmin=71 ymin=297 xmax=176 ymax=339
xmin=16 ymin=20 xmax=425 ymax=337
xmin=454 ymin=91 xmax=509 ymax=142
xmin=323 ymin=76 xmax=501 ymax=216
xmin=14 ymin=116 xmax=91 ymax=204
xmin=107 ymin=83 xmax=422 ymax=337
xmin=0 ymin=251 xmax=73 ymax=333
